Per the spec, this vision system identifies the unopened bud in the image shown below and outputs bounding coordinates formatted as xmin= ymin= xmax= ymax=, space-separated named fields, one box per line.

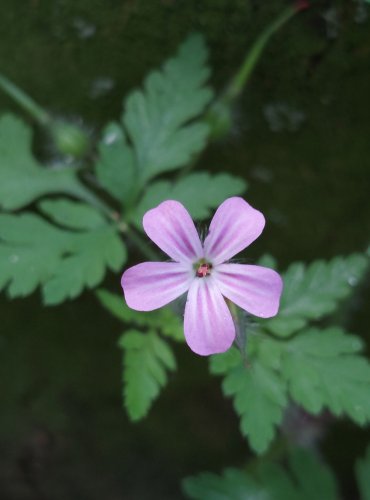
xmin=206 ymin=101 xmax=233 ymax=140
xmin=51 ymin=121 xmax=90 ymax=158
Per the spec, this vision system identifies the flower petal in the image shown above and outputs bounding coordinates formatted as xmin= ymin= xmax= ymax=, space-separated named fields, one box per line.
xmin=143 ymin=200 xmax=203 ymax=263
xmin=184 ymin=277 xmax=235 ymax=356
xmin=121 ymin=262 xmax=192 ymax=311
xmin=215 ymin=263 xmax=283 ymax=318
xmin=204 ymin=197 xmax=265 ymax=265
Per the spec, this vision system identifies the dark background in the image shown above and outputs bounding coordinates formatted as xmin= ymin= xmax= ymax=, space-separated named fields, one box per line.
xmin=0 ymin=1 xmax=370 ymax=498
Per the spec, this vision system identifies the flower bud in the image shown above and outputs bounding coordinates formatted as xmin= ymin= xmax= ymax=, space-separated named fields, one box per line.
xmin=51 ymin=121 xmax=90 ymax=158
xmin=206 ymin=101 xmax=233 ymax=140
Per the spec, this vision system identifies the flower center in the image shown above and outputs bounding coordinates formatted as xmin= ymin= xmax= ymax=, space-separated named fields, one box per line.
xmin=195 ymin=261 xmax=212 ymax=278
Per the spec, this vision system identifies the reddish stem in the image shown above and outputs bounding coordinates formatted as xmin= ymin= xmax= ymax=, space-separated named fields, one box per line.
xmin=295 ymin=0 xmax=310 ymax=11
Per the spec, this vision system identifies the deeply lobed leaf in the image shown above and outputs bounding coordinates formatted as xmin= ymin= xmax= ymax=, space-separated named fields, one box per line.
xmin=211 ymin=324 xmax=370 ymax=453
xmin=40 ymin=198 xmax=107 ymax=230
xmin=210 ymin=349 xmax=287 ymax=454
xmin=118 ymin=330 xmax=176 ymax=420
xmin=264 ymin=254 xmax=368 ymax=337
xmin=281 ymin=327 xmax=370 ymax=423
xmin=0 ymin=212 xmax=65 ymax=297
xmin=93 ymin=35 xmax=214 ymax=208
xmin=0 ymin=205 xmax=126 ymax=303
xmin=96 ymin=289 xmax=184 ymax=341
xmin=0 ymin=114 xmax=91 ymax=210
xmin=43 ymin=227 xmax=125 ymax=305
xmin=95 ymin=122 xmax=136 ymax=204
xmin=122 ymin=34 xmax=213 ymax=181
xmin=183 ymin=448 xmax=338 ymax=500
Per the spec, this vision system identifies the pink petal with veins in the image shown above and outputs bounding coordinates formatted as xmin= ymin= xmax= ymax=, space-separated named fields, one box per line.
xmin=121 ymin=261 xmax=192 ymax=311
xmin=204 ymin=197 xmax=265 ymax=265
xmin=143 ymin=200 xmax=203 ymax=263
xmin=215 ymin=263 xmax=283 ymax=318
xmin=184 ymin=277 xmax=235 ymax=355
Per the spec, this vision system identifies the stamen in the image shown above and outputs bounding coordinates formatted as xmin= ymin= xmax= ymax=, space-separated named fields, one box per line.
xmin=196 ymin=262 xmax=212 ymax=278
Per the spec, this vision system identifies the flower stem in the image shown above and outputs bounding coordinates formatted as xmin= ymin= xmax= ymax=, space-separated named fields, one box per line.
xmin=126 ymin=226 xmax=160 ymax=261
xmin=0 ymin=72 xmax=51 ymax=126
xmin=65 ymin=179 xmax=160 ymax=260
xmin=206 ymin=3 xmax=308 ymax=139
xmin=223 ymin=3 xmax=306 ymax=103
xmin=64 ymin=179 xmax=160 ymax=260
xmin=63 ymin=179 xmax=118 ymax=220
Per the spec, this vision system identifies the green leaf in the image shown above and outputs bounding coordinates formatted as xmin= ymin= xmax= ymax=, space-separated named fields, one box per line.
xmin=0 ymin=212 xmax=126 ymax=303
xmin=95 ymin=122 xmax=136 ymax=204
xmin=250 ymin=335 xmax=283 ymax=371
xmin=131 ymin=172 xmax=246 ymax=227
xmin=0 ymin=212 xmax=66 ymax=297
xmin=264 ymin=254 xmax=368 ymax=337
xmin=285 ymin=449 xmax=338 ymax=500
xmin=356 ymin=444 xmax=370 ymax=500
xmin=118 ymin=330 xmax=176 ymax=420
xmin=210 ymin=347 xmax=242 ymax=374
xmin=183 ymin=448 xmax=338 ymax=500
xmin=281 ymin=327 xmax=370 ymax=424
xmin=0 ymin=114 xmax=90 ymax=210
xmin=96 ymin=289 xmax=184 ymax=341
xmin=43 ymin=228 xmax=125 ymax=305
xmin=184 ymin=468 xmax=262 ymax=500
xmin=210 ymin=348 xmax=287 ymax=454
xmin=39 ymin=199 xmax=106 ymax=230
xmin=122 ymin=34 xmax=213 ymax=181
xmin=93 ymin=34 xmax=214 ymax=205
xmin=257 ymin=253 xmax=278 ymax=270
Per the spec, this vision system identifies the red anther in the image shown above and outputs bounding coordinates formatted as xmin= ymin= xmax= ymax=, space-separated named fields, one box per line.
xmin=295 ymin=0 xmax=310 ymax=11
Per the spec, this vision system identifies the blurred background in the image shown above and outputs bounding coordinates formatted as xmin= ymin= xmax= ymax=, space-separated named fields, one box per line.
xmin=0 ymin=0 xmax=370 ymax=498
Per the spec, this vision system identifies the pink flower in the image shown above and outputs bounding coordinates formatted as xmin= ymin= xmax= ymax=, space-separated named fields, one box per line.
xmin=121 ymin=197 xmax=283 ymax=356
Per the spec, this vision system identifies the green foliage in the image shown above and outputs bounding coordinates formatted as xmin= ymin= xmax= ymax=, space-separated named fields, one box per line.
xmin=356 ymin=444 xmax=370 ymax=500
xmin=282 ymin=327 xmax=370 ymax=424
xmin=97 ymin=290 xmax=184 ymax=419
xmin=0 ymin=114 xmax=89 ymax=210
xmin=122 ymin=33 xmax=213 ymax=181
xmin=183 ymin=448 xmax=338 ymax=500
xmin=210 ymin=348 xmax=287 ymax=454
xmin=185 ymin=467 xmax=263 ymax=500
xmin=95 ymin=122 xmax=136 ymax=204
xmin=96 ymin=289 xmax=184 ymax=341
xmin=40 ymin=199 xmax=106 ymax=230
xmin=132 ymin=172 xmax=246 ymax=227
xmin=211 ymin=322 xmax=370 ymax=453
xmin=257 ymin=253 xmax=277 ymax=270
xmin=0 ymin=205 xmax=126 ymax=303
xmin=118 ymin=330 xmax=176 ymax=420
xmin=0 ymin=33 xmax=217 ymax=310
xmin=264 ymin=254 xmax=368 ymax=337
xmin=93 ymin=34 xmax=214 ymax=209
xmin=1 ymin=22 xmax=369 ymax=473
